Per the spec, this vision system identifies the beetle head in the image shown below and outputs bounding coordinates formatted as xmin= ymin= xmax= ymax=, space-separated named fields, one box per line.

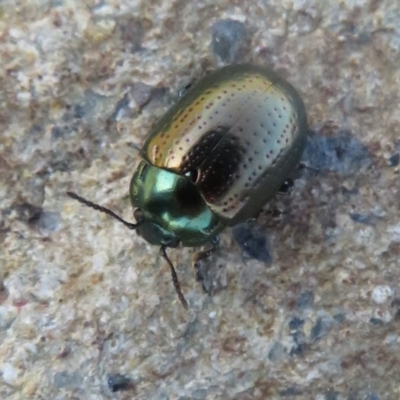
xmin=129 ymin=160 xmax=223 ymax=248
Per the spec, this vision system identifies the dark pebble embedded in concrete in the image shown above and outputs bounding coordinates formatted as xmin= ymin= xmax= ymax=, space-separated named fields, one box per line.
xmin=268 ymin=341 xmax=286 ymax=361
xmin=301 ymin=130 xmax=371 ymax=174
xmin=119 ymin=17 xmax=144 ymax=52
xmin=12 ymin=202 xmax=42 ymax=224
xmin=365 ymin=393 xmax=380 ymax=400
xmin=78 ymin=89 xmax=108 ymax=120
xmin=53 ymin=371 xmax=83 ymax=389
xmin=49 ymin=150 xmax=88 ymax=172
xmin=289 ymin=317 xmax=304 ymax=331
xmin=192 ymin=389 xmax=209 ymax=399
xmin=349 ymin=213 xmax=374 ymax=225
xmin=107 ymin=373 xmax=135 ymax=392
xmin=51 ymin=125 xmax=65 ymax=140
xmin=324 ymin=389 xmax=340 ymax=400
xmin=232 ymin=223 xmax=271 ymax=263
xmin=130 ymin=82 xmax=154 ymax=109
xmin=311 ymin=318 xmax=323 ymax=341
xmin=126 ymin=83 xmax=170 ymax=114
xmin=29 ymin=124 xmax=43 ymax=137
xmin=73 ymin=104 xmax=85 ymax=118
xmin=290 ymin=331 xmax=307 ymax=357
xmin=389 ymin=152 xmax=399 ymax=167
xmin=347 ymin=390 xmax=380 ymax=400
xmin=279 ymin=386 xmax=303 ymax=397
xmin=297 ymin=290 xmax=314 ymax=310
xmin=311 ymin=317 xmax=331 ymax=341
xmin=369 ymin=317 xmax=384 ymax=326
xmin=38 ymin=211 xmax=61 ymax=235
xmin=211 ymin=19 xmax=248 ymax=63
xmin=0 ymin=280 xmax=9 ymax=305
xmin=290 ymin=342 xmax=306 ymax=357
xmin=333 ymin=313 xmax=346 ymax=323
xmin=11 ymin=202 xmax=60 ymax=235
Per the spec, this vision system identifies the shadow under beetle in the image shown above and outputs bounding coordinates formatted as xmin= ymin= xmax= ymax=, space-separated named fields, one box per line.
xmin=67 ymin=64 xmax=308 ymax=309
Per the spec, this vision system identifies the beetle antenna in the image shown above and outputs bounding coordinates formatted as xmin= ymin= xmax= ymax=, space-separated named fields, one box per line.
xmin=67 ymin=192 xmax=138 ymax=230
xmin=160 ymin=246 xmax=188 ymax=309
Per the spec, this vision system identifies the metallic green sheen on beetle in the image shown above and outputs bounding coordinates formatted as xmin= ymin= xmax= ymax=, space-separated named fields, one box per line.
xmin=131 ymin=64 xmax=307 ymax=247
xmin=67 ymin=64 xmax=308 ymax=308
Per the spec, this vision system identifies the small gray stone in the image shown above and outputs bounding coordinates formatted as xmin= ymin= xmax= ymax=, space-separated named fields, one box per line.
xmin=211 ymin=19 xmax=248 ymax=63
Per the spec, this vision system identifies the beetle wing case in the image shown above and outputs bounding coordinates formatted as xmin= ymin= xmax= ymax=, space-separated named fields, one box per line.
xmin=142 ymin=65 xmax=308 ymax=226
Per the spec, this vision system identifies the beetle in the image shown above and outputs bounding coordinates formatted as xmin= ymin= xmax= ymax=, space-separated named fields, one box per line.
xmin=67 ymin=64 xmax=308 ymax=308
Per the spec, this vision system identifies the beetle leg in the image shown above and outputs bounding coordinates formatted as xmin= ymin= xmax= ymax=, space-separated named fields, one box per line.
xmin=297 ymin=162 xmax=320 ymax=174
xmin=127 ymin=142 xmax=148 ymax=160
xmin=160 ymin=246 xmax=188 ymax=309
xmin=192 ymin=236 xmax=220 ymax=294
xmin=178 ymin=82 xmax=194 ymax=98
xmin=263 ymin=208 xmax=287 ymax=218
xmin=278 ymin=178 xmax=294 ymax=195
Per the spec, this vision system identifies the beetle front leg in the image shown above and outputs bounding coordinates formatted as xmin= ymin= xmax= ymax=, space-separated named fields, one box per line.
xmin=192 ymin=236 xmax=223 ymax=295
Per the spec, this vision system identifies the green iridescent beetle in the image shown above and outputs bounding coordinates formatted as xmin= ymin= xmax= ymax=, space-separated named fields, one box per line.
xmin=68 ymin=64 xmax=308 ymax=308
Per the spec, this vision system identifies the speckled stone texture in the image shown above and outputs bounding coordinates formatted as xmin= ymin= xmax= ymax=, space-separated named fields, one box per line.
xmin=1 ymin=1 xmax=400 ymax=399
